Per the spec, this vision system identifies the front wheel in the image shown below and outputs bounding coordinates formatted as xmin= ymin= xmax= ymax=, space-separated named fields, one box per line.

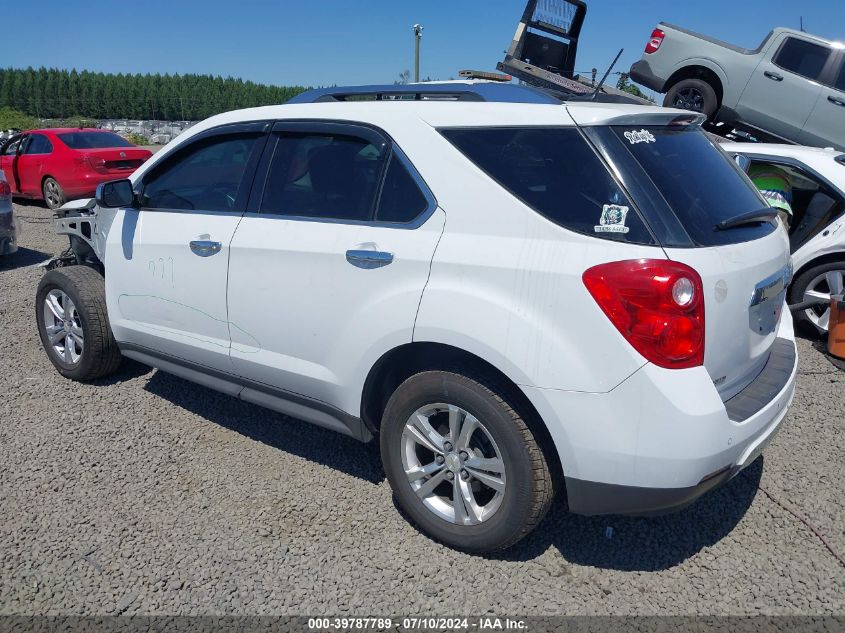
xmin=664 ymin=78 xmax=718 ymax=120
xmin=36 ymin=266 xmax=122 ymax=381
xmin=42 ymin=177 xmax=65 ymax=210
xmin=380 ymin=370 xmax=554 ymax=553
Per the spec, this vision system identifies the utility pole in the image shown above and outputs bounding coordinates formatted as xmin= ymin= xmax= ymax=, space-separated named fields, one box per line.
xmin=413 ymin=24 xmax=424 ymax=83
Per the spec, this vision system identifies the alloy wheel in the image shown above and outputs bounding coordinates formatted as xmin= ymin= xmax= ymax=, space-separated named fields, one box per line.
xmin=803 ymin=269 xmax=845 ymax=332
xmin=42 ymin=289 xmax=84 ymax=364
xmin=401 ymin=403 xmax=506 ymax=526
xmin=673 ymin=87 xmax=705 ymax=112
xmin=44 ymin=181 xmax=61 ymax=208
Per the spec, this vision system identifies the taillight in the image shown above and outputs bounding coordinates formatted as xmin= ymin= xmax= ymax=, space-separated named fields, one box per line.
xmin=0 ymin=180 xmax=10 ymax=197
xmin=86 ymin=156 xmax=107 ymax=172
xmin=645 ymin=28 xmax=665 ymax=54
xmin=583 ymin=259 xmax=705 ymax=370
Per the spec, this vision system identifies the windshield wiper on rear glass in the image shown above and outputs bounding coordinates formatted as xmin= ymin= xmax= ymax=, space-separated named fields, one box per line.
xmin=715 ymin=208 xmax=779 ymax=231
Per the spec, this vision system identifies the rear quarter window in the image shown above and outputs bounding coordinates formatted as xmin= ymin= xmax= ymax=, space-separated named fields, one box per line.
xmin=440 ymin=127 xmax=656 ymax=245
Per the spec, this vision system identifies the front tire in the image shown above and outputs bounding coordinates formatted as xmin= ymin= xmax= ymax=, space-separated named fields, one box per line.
xmin=790 ymin=261 xmax=845 ymax=336
xmin=36 ymin=266 xmax=121 ymax=381
xmin=42 ymin=177 xmax=65 ymax=210
xmin=380 ymin=370 xmax=554 ymax=553
xmin=664 ymin=78 xmax=718 ymax=120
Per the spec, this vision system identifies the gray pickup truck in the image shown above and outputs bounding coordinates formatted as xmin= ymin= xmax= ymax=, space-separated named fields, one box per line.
xmin=630 ymin=24 xmax=845 ymax=151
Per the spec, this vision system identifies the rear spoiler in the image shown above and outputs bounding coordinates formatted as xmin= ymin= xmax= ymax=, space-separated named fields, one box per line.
xmin=566 ymin=108 xmax=706 ymax=127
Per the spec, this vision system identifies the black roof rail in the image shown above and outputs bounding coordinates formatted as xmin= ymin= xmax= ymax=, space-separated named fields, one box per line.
xmin=286 ymin=82 xmax=562 ymax=105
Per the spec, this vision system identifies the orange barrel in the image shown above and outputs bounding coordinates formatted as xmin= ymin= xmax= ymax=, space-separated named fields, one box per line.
xmin=829 ymin=295 xmax=845 ymax=360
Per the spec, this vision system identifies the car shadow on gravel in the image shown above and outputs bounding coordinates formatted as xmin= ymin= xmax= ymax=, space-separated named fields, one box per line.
xmin=494 ymin=458 xmax=764 ymax=571
xmin=142 ymin=369 xmax=385 ymax=484
xmin=0 ymin=247 xmax=51 ymax=270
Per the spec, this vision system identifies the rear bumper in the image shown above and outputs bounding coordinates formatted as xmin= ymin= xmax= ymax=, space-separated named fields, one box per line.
xmin=629 ymin=59 xmax=666 ymax=93
xmin=524 ymin=309 xmax=797 ymax=516
xmin=62 ymin=171 xmax=132 ymax=198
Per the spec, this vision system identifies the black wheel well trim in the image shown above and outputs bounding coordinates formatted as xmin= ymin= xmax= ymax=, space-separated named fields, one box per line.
xmin=665 ymin=65 xmax=724 ymax=104
xmin=360 ymin=341 xmax=564 ymax=481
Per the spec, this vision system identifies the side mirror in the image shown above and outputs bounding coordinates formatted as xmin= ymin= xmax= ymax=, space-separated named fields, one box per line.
xmin=96 ymin=179 xmax=135 ymax=208
xmin=734 ymin=154 xmax=752 ymax=173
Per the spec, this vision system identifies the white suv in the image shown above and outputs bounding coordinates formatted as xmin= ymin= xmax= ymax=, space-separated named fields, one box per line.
xmin=36 ymin=83 xmax=798 ymax=552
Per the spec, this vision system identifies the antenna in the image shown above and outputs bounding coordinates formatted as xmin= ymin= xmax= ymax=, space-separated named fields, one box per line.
xmin=591 ymin=48 xmax=623 ymax=101
xmin=800 ymin=16 xmax=805 ymax=32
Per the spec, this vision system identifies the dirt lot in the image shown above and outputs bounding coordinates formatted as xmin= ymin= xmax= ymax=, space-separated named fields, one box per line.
xmin=1 ymin=201 xmax=843 ymax=615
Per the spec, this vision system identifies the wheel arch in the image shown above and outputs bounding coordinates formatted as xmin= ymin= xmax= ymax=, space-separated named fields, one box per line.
xmin=360 ymin=341 xmax=564 ymax=481
xmin=664 ymin=64 xmax=725 ymax=105
xmin=790 ymin=250 xmax=845 ymax=297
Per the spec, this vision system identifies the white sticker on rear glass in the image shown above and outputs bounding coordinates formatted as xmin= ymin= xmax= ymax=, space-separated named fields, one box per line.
xmin=624 ymin=129 xmax=656 ymax=145
xmin=595 ymin=204 xmax=630 ymax=234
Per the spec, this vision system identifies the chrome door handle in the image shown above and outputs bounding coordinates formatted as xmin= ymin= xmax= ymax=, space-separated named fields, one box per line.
xmin=764 ymin=71 xmax=783 ymax=82
xmin=189 ymin=240 xmax=222 ymax=257
xmin=345 ymin=249 xmax=393 ymax=269
xmin=828 ymin=95 xmax=845 ymax=107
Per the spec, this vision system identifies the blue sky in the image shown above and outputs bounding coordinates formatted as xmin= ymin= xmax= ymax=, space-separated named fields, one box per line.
xmin=7 ymin=1 xmax=844 ymax=90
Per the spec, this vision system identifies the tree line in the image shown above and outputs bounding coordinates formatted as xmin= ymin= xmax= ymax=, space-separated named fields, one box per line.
xmin=0 ymin=67 xmax=309 ymax=121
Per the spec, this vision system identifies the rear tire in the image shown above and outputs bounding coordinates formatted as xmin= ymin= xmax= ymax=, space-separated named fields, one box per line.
xmin=664 ymin=78 xmax=718 ymax=120
xmin=36 ymin=266 xmax=121 ymax=381
xmin=380 ymin=370 xmax=554 ymax=553
xmin=790 ymin=261 xmax=845 ymax=336
xmin=42 ymin=177 xmax=65 ymax=210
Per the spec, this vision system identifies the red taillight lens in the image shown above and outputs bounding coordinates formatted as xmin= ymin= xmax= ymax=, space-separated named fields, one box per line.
xmin=583 ymin=259 xmax=705 ymax=369
xmin=645 ymin=28 xmax=665 ymax=54
xmin=86 ymin=156 xmax=107 ymax=172
xmin=0 ymin=180 xmax=10 ymax=197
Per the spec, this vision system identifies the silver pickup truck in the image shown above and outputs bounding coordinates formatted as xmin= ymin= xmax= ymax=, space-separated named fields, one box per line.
xmin=630 ymin=24 xmax=845 ymax=151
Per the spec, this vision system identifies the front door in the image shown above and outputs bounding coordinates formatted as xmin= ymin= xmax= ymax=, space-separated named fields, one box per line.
xmin=737 ymin=35 xmax=831 ymax=141
xmin=104 ymin=123 xmax=268 ymax=371
xmin=799 ymin=52 xmax=845 ymax=151
xmin=0 ymin=135 xmax=25 ymax=193
xmin=17 ymin=133 xmax=53 ymax=196
xmin=226 ymin=123 xmax=444 ymax=414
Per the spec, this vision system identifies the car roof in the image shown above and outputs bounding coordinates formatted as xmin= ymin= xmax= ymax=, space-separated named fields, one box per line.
xmin=179 ymin=100 xmax=685 ymax=143
xmin=25 ymin=128 xmax=107 ymax=135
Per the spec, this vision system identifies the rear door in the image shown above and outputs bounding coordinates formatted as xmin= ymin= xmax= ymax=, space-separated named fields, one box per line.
xmin=17 ymin=133 xmax=53 ymax=195
xmin=799 ymin=51 xmax=845 ymax=151
xmin=590 ymin=124 xmax=791 ymax=400
xmin=736 ymin=35 xmax=831 ymax=141
xmin=226 ymin=121 xmax=444 ymax=411
xmin=105 ymin=122 xmax=268 ymax=371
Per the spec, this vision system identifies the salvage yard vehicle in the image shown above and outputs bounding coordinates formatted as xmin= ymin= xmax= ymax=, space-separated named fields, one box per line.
xmin=36 ymin=83 xmax=797 ymax=552
xmin=630 ymin=24 xmax=845 ymax=150
xmin=0 ymin=171 xmax=15 ymax=261
xmin=0 ymin=129 xmax=152 ymax=210
xmin=724 ymin=143 xmax=845 ymax=335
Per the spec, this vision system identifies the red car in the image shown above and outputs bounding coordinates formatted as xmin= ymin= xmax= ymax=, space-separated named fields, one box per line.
xmin=0 ymin=128 xmax=152 ymax=209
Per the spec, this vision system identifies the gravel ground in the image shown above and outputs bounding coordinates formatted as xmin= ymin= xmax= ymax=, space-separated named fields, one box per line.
xmin=1 ymin=201 xmax=843 ymax=616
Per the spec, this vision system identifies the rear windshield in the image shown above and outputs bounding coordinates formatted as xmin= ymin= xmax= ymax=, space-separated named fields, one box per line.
xmin=605 ymin=126 xmax=776 ymax=246
xmin=441 ymin=127 xmax=656 ymax=245
xmin=58 ymin=131 xmax=135 ymax=149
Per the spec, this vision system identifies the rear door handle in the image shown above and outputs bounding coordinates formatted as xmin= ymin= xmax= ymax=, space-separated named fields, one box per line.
xmin=189 ymin=240 xmax=222 ymax=257
xmin=764 ymin=71 xmax=783 ymax=82
xmin=828 ymin=95 xmax=845 ymax=107
xmin=345 ymin=249 xmax=393 ymax=269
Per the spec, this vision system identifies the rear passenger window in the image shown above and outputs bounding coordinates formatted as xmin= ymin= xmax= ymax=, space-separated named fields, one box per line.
xmin=25 ymin=134 xmax=53 ymax=155
xmin=376 ymin=155 xmax=429 ymax=223
xmin=774 ymin=38 xmax=831 ymax=80
xmin=835 ymin=62 xmax=845 ymax=92
xmin=141 ymin=134 xmax=260 ymax=212
xmin=261 ymin=133 xmax=386 ymax=221
xmin=441 ymin=127 xmax=655 ymax=245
